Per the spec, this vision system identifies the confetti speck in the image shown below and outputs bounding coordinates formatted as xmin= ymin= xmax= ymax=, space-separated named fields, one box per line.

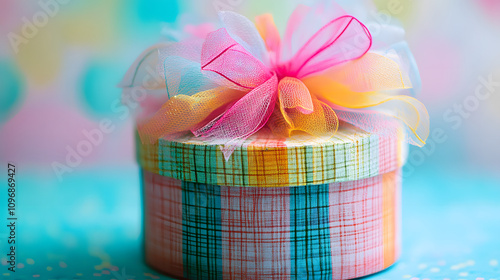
xmin=27 ymin=259 xmax=35 ymax=265
xmin=418 ymin=263 xmax=427 ymax=269
xmin=490 ymin=259 xmax=498 ymax=266
xmin=430 ymin=267 xmax=440 ymax=272
xmin=47 ymin=266 xmax=53 ymax=271
xmin=467 ymin=260 xmax=476 ymax=266
xmin=33 ymin=275 xmax=40 ymax=278
xmin=451 ymin=263 xmax=467 ymax=270
xmin=403 ymin=275 xmax=411 ymax=279
xmin=459 ymin=272 xmax=469 ymax=277
xmin=17 ymin=263 xmax=24 ymax=268
xmin=59 ymin=261 xmax=67 ymax=268
xmin=76 ymin=273 xmax=83 ymax=276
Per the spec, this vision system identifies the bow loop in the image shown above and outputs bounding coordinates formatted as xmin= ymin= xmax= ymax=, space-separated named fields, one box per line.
xmin=125 ymin=1 xmax=429 ymax=161
xmin=285 ymin=16 xmax=372 ymax=78
xmin=278 ymin=77 xmax=314 ymax=117
xmin=201 ymin=28 xmax=272 ymax=91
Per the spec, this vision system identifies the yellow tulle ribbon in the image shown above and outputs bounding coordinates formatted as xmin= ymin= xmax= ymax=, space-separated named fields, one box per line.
xmin=138 ymin=87 xmax=245 ymax=144
xmin=268 ymin=77 xmax=339 ymax=138
xmin=302 ymin=75 xmax=429 ymax=146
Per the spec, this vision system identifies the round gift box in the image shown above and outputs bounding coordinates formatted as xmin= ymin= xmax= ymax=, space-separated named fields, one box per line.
xmin=137 ymin=123 xmax=406 ymax=280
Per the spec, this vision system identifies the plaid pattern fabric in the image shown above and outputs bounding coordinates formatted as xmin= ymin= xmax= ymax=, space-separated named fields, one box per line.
xmin=137 ymin=123 xmax=405 ymax=188
xmin=290 ymin=185 xmax=332 ymax=279
xmin=221 ymin=186 xmax=290 ymax=279
xmin=329 ymin=174 xmax=384 ymax=279
xmin=182 ymin=182 xmax=223 ymax=279
xmin=143 ymin=170 xmax=183 ymax=276
xmin=142 ymin=168 xmax=401 ymax=280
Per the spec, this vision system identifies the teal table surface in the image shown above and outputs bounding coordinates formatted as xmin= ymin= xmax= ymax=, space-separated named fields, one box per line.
xmin=1 ymin=162 xmax=499 ymax=280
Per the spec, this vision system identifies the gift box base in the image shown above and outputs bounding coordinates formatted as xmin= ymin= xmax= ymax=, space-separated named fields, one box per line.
xmin=141 ymin=168 xmax=401 ymax=280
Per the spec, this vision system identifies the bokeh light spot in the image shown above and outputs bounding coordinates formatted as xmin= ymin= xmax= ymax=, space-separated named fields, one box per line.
xmin=136 ymin=0 xmax=179 ymax=23
xmin=0 ymin=59 xmax=24 ymax=122
xmin=80 ymin=61 xmax=123 ymax=117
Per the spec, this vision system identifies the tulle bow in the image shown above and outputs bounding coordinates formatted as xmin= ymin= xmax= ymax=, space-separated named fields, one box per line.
xmin=121 ymin=1 xmax=429 ymax=160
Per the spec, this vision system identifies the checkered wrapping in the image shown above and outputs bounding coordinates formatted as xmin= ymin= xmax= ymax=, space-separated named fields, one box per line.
xmin=290 ymin=184 xmax=332 ymax=279
xmin=137 ymin=123 xmax=405 ymax=188
xmin=329 ymin=174 xmax=384 ymax=279
xmin=142 ymin=168 xmax=401 ymax=280
xmin=221 ymin=186 xmax=291 ymax=279
xmin=182 ymin=182 xmax=223 ymax=279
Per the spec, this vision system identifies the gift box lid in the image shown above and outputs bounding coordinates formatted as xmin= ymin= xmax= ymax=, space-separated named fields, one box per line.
xmin=137 ymin=121 xmax=407 ymax=188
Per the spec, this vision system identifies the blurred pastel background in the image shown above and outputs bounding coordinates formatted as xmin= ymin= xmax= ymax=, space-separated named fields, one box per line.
xmin=1 ymin=0 xmax=499 ymax=279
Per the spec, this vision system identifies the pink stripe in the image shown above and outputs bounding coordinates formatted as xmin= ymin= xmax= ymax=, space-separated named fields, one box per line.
xmin=221 ymin=186 xmax=291 ymax=279
xmin=329 ymin=176 xmax=384 ymax=280
xmin=143 ymin=170 xmax=183 ymax=278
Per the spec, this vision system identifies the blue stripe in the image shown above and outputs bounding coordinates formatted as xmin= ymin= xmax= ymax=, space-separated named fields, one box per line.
xmin=182 ymin=182 xmax=222 ymax=280
xmin=290 ymin=184 xmax=332 ymax=279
